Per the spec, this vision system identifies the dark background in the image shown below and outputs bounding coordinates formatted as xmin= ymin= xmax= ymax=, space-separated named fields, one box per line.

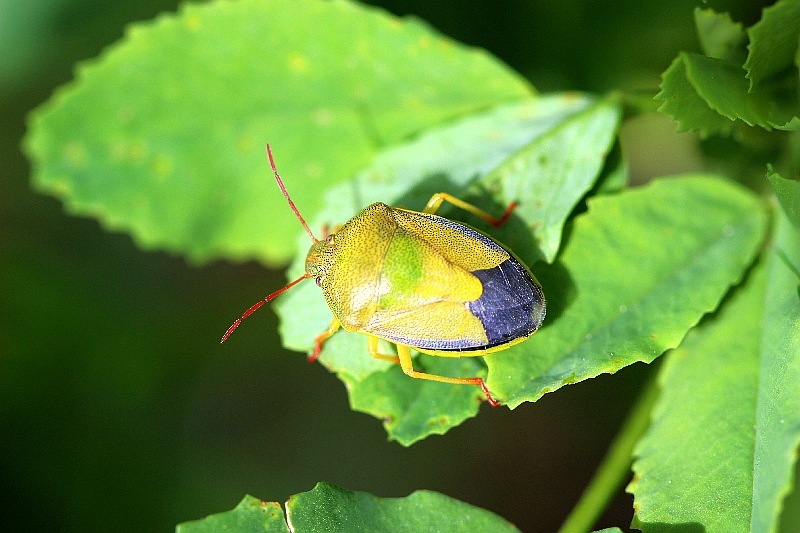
xmin=0 ymin=1 xmax=769 ymax=531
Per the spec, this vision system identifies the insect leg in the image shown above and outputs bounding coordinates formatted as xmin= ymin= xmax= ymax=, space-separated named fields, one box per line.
xmin=320 ymin=223 xmax=343 ymax=239
xmin=395 ymin=344 xmax=500 ymax=407
xmin=309 ymin=318 xmax=341 ymax=363
xmin=423 ymin=193 xmax=517 ymax=228
xmin=366 ymin=335 xmax=401 ymax=364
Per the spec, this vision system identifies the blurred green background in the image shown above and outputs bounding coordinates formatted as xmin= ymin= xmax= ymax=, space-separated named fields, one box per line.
xmin=0 ymin=1 xmax=769 ymax=531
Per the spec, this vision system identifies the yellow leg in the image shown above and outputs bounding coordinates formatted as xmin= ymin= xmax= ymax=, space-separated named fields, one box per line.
xmin=309 ymin=318 xmax=341 ymax=362
xmin=366 ymin=335 xmax=401 ymax=364
xmin=424 ymin=192 xmax=517 ymax=228
xmin=394 ymin=344 xmax=500 ymax=407
xmin=320 ymin=223 xmax=343 ymax=239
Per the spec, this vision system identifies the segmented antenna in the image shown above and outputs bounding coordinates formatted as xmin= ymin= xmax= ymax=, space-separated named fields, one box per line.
xmin=220 ymin=273 xmax=311 ymax=343
xmin=266 ymin=144 xmax=317 ymax=242
xmin=220 ymin=145 xmax=318 ymax=343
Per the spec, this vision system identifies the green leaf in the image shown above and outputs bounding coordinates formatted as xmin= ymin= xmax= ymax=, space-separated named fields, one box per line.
xmin=629 ymin=210 xmax=800 ymax=533
xmin=744 ymin=0 xmax=800 ymax=90
xmin=752 ymin=212 xmax=800 ymax=533
xmin=285 ymin=482 xmax=520 ymax=532
xmin=591 ymin=142 xmax=628 ymax=196
xmin=629 ymin=264 xmax=764 ymax=532
xmin=25 ymin=0 xmax=532 ymax=265
xmin=176 ymin=495 xmax=289 ymax=533
xmin=291 ymin=94 xmax=618 ymax=265
xmin=177 ymin=484 xmax=520 ymax=532
xmin=657 ymin=54 xmax=736 ymax=137
xmin=482 ymin=97 xmax=621 ymax=262
xmin=767 ymin=165 xmax=800 ymax=228
xmin=658 ymin=52 xmax=797 ymax=135
xmin=485 ymin=175 xmax=768 ymax=408
xmin=272 ymin=95 xmax=620 ymax=444
xmin=343 ymin=356 xmax=486 ymax=446
xmin=694 ymin=7 xmax=747 ymax=64
xmin=684 ymin=53 xmax=798 ymax=130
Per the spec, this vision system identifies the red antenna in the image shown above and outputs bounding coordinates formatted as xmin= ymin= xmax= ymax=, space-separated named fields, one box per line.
xmin=220 ymin=273 xmax=310 ymax=343
xmin=220 ymin=144 xmax=318 ymax=343
xmin=267 ymin=144 xmax=317 ymax=243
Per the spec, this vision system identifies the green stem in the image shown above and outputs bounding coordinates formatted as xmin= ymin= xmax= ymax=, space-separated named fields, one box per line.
xmin=558 ymin=370 xmax=661 ymax=533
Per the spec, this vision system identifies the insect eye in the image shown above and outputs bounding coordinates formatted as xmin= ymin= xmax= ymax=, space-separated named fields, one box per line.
xmin=315 ymin=276 xmax=323 ymax=287
xmin=325 ymin=235 xmax=333 ymax=243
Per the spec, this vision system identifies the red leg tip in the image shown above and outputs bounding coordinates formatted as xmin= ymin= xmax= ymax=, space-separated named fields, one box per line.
xmin=308 ymin=343 xmax=322 ymax=363
xmin=479 ymin=380 xmax=501 ymax=407
xmin=492 ymin=201 xmax=519 ymax=227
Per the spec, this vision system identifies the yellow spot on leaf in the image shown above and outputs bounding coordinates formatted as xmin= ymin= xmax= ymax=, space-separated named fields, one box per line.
xmin=304 ymin=161 xmax=324 ymax=179
xmin=439 ymin=40 xmax=456 ymax=55
xmin=63 ymin=142 xmax=87 ymax=168
xmin=352 ymin=83 xmax=369 ymax=99
xmin=109 ymin=141 xmax=127 ymax=161
xmin=117 ymin=106 xmax=136 ymax=124
xmin=403 ymin=94 xmax=424 ymax=109
xmin=185 ymin=13 xmax=201 ymax=31
xmin=345 ymin=54 xmax=360 ymax=69
xmin=153 ymin=155 xmax=173 ymax=178
xmin=128 ymin=140 xmax=147 ymax=162
xmin=237 ymin=135 xmax=256 ymax=153
xmin=314 ymin=108 xmax=334 ymax=126
xmin=288 ymin=53 xmax=309 ymax=73
xmin=355 ymin=39 xmax=370 ymax=55
xmin=109 ymin=139 xmax=146 ymax=162
xmin=516 ymin=104 xmax=536 ymax=121
xmin=50 ymin=176 xmax=72 ymax=197
xmin=485 ymin=128 xmax=504 ymax=142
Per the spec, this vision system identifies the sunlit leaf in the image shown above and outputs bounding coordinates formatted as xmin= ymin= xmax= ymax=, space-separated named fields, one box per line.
xmin=630 ymin=211 xmax=800 ymax=533
xmin=486 ymin=176 xmax=767 ymax=408
xmin=25 ymin=0 xmax=532 ymax=264
xmin=343 ymin=356 xmax=486 ymax=446
xmin=286 ymin=482 xmax=520 ymax=532
xmin=177 ymin=483 xmax=522 ymax=532
xmin=752 ymin=213 xmax=800 ymax=533
xmin=176 ymin=495 xmax=289 ymax=533
xmin=482 ymin=97 xmax=621 ymax=262
xmin=629 ymin=264 xmax=764 ymax=532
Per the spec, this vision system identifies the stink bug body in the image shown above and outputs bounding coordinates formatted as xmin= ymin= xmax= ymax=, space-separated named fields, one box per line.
xmin=222 ymin=145 xmax=546 ymax=406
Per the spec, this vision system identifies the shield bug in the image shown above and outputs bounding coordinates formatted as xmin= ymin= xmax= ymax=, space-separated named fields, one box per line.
xmin=222 ymin=145 xmax=546 ymax=406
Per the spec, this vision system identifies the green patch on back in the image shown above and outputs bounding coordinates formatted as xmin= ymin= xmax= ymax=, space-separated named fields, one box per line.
xmin=379 ymin=229 xmax=424 ymax=309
